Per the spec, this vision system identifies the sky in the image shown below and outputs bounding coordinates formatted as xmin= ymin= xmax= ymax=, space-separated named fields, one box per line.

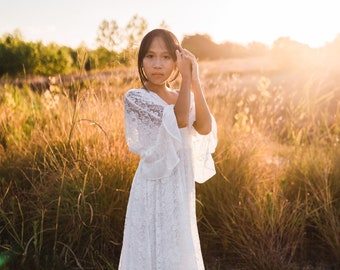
xmin=1 ymin=0 xmax=339 ymax=49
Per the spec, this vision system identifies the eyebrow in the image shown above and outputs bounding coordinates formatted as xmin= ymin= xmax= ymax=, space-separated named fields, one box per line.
xmin=146 ymin=49 xmax=170 ymax=54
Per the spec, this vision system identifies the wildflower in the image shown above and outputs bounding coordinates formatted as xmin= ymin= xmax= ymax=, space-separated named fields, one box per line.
xmin=42 ymin=90 xmax=59 ymax=110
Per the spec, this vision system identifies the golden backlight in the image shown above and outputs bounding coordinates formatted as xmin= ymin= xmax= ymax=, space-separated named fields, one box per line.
xmin=1 ymin=0 xmax=339 ymax=50
xmin=205 ymin=0 xmax=339 ymax=48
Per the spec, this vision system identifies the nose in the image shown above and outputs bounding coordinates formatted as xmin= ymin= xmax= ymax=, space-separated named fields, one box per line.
xmin=153 ymin=57 xmax=162 ymax=68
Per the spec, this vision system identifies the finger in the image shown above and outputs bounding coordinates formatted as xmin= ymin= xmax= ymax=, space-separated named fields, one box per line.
xmin=184 ymin=49 xmax=195 ymax=59
xmin=181 ymin=49 xmax=195 ymax=62
xmin=181 ymin=49 xmax=188 ymax=57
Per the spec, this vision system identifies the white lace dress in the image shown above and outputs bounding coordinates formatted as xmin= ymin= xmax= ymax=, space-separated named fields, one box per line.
xmin=118 ymin=88 xmax=217 ymax=270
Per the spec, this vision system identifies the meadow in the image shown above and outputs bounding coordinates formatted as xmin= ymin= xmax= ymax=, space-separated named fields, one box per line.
xmin=0 ymin=56 xmax=340 ymax=269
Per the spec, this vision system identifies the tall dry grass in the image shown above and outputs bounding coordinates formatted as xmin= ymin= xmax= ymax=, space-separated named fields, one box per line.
xmin=1 ymin=59 xmax=340 ymax=269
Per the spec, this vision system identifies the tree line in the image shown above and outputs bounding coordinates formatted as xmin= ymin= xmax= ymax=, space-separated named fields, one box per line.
xmin=0 ymin=15 xmax=148 ymax=77
xmin=0 ymin=29 xmax=130 ymax=77
xmin=1 ymin=14 xmax=340 ymax=77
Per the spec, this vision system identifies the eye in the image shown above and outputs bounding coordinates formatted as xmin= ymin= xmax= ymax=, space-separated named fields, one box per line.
xmin=163 ymin=55 xmax=171 ymax=60
xmin=145 ymin=54 xmax=154 ymax=59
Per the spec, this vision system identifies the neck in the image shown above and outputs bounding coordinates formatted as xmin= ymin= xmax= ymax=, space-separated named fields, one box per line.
xmin=144 ymin=81 xmax=167 ymax=94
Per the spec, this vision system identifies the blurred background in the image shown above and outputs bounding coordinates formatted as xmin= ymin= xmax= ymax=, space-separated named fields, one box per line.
xmin=1 ymin=1 xmax=340 ymax=269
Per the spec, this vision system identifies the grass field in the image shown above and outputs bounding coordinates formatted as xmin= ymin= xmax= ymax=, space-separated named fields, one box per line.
xmin=1 ymin=57 xmax=340 ymax=269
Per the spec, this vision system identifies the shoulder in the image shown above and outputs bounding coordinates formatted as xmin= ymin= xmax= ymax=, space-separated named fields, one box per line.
xmin=124 ymin=88 xmax=145 ymax=102
xmin=125 ymin=88 xmax=143 ymax=97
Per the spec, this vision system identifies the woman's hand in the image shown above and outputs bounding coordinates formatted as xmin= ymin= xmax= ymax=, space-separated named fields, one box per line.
xmin=186 ymin=50 xmax=199 ymax=82
xmin=177 ymin=49 xmax=211 ymax=135
xmin=176 ymin=48 xmax=199 ymax=82
xmin=175 ymin=48 xmax=211 ymax=134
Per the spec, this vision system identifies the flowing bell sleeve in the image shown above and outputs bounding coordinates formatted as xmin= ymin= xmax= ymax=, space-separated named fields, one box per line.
xmin=190 ymin=115 xmax=218 ymax=184
xmin=124 ymin=90 xmax=183 ymax=180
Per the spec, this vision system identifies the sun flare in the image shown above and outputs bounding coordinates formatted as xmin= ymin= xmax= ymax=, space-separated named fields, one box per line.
xmin=204 ymin=0 xmax=339 ymax=48
xmin=1 ymin=0 xmax=339 ymax=49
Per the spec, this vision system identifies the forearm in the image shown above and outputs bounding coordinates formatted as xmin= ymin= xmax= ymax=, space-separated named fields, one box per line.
xmin=174 ymin=77 xmax=191 ymax=128
xmin=192 ymin=79 xmax=212 ymax=135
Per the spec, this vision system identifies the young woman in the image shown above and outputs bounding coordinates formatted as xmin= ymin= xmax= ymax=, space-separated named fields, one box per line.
xmin=119 ymin=29 xmax=217 ymax=270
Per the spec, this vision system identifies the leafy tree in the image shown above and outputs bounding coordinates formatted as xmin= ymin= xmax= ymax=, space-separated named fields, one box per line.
xmin=271 ymin=37 xmax=311 ymax=70
xmin=219 ymin=41 xmax=248 ymax=58
xmin=247 ymin=41 xmax=269 ymax=56
xmin=89 ymin=46 xmax=121 ymax=70
xmin=0 ymin=30 xmax=77 ymax=76
xmin=181 ymin=34 xmax=220 ymax=60
xmin=122 ymin=14 xmax=148 ymax=65
xmin=323 ymin=34 xmax=340 ymax=56
xmin=34 ymin=42 xmax=74 ymax=75
xmin=95 ymin=15 xmax=148 ymax=67
xmin=124 ymin=14 xmax=148 ymax=49
xmin=0 ymin=33 xmax=37 ymax=76
xmin=96 ymin=19 xmax=121 ymax=51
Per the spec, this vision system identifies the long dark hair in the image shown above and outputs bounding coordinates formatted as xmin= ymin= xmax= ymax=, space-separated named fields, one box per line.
xmin=138 ymin=29 xmax=180 ymax=87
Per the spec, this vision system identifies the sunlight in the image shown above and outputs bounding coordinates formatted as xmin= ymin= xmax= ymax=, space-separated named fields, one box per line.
xmin=1 ymin=0 xmax=339 ymax=50
xmin=206 ymin=0 xmax=339 ymax=48
xmin=279 ymin=1 xmax=339 ymax=47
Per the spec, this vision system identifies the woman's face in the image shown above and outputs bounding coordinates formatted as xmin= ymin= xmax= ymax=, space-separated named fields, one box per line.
xmin=142 ymin=36 xmax=176 ymax=88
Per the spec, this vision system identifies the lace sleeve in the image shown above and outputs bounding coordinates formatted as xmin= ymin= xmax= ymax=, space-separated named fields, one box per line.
xmin=124 ymin=89 xmax=182 ymax=180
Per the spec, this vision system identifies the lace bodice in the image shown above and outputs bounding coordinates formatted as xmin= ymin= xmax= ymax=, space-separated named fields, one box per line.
xmin=124 ymin=88 xmax=217 ymax=182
